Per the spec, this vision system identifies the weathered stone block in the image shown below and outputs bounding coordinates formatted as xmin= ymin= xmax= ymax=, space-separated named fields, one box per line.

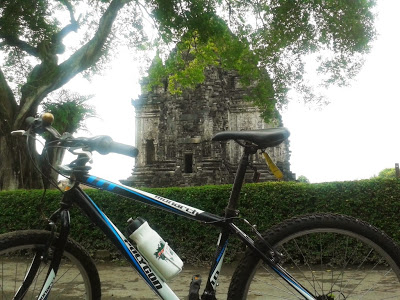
xmin=123 ymin=66 xmax=293 ymax=188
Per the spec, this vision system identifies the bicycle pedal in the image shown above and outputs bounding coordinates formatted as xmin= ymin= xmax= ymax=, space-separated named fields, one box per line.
xmin=188 ymin=274 xmax=202 ymax=300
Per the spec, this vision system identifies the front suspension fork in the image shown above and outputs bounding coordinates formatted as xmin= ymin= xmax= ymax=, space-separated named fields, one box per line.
xmin=13 ymin=209 xmax=70 ymax=300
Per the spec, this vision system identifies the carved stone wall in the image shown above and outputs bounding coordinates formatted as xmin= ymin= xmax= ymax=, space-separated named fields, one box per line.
xmin=122 ymin=67 xmax=294 ymax=188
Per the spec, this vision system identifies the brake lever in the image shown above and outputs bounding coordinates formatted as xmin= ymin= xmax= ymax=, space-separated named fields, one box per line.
xmin=43 ymin=125 xmax=61 ymax=139
xmin=11 ymin=130 xmax=27 ymax=136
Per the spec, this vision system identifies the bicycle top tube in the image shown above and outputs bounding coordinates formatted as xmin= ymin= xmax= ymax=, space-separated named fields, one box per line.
xmin=73 ymin=173 xmax=225 ymax=225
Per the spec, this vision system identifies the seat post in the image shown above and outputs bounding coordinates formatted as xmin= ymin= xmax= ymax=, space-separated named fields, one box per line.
xmin=225 ymin=146 xmax=256 ymax=218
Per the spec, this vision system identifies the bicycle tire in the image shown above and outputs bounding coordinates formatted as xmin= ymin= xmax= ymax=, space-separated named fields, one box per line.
xmin=0 ymin=230 xmax=101 ymax=299
xmin=228 ymin=213 xmax=400 ymax=299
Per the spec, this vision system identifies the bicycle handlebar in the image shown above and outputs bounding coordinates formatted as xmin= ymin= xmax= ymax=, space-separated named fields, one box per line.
xmin=75 ymin=135 xmax=139 ymax=158
xmin=12 ymin=113 xmax=139 ymax=158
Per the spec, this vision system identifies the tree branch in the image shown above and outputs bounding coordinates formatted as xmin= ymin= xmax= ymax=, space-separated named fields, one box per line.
xmin=58 ymin=0 xmax=76 ymax=22
xmin=53 ymin=0 xmax=80 ymax=49
xmin=0 ymin=35 xmax=39 ymax=57
xmin=137 ymin=0 xmax=160 ymax=33
xmin=60 ymin=0 xmax=131 ymax=73
xmin=14 ymin=0 xmax=131 ymax=128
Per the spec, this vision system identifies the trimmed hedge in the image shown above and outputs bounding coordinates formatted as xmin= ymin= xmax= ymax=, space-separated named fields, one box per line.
xmin=1 ymin=179 xmax=400 ymax=264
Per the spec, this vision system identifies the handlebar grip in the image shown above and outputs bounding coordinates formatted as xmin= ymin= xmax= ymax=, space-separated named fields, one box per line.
xmin=109 ymin=141 xmax=139 ymax=158
xmin=94 ymin=136 xmax=138 ymax=158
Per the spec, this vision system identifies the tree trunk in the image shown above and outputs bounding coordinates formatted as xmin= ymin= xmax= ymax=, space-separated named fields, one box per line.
xmin=0 ymin=134 xmax=43 ymax=190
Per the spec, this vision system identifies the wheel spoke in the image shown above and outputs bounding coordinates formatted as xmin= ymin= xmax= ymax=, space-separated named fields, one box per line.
xmin=0 ymin=230 xmax=100 ymax=299
xmin=228 ymin=214 xmax=400 ymax=300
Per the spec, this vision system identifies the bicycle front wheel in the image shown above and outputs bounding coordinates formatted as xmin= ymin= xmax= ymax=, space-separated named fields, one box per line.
xmin=228 ymin=213 xmax=400 ymax=299
xmin=0 ymin=230 xmax=101 ymax=299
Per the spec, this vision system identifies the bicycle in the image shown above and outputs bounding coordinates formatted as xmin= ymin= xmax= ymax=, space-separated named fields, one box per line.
xmin=2 ymin=113 xmax=400 ymax=299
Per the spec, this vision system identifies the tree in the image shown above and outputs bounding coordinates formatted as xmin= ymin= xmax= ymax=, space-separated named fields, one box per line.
xmin=40 ymin=90 xmax=96 ymax=188
xmin=0 ymin=0 xmax=137 ymax=190
xmin=147 ymin=0 xmax=377 ymax=120
xmin=41 ymin=90 xmax=96 ymax=134
xmin=375 ymin=168 xmax=397 ymax=179
xmin=297 ymin=175 xmax=310 ymax=183
xmin=0 ymin=0 xmax=376 ymax=190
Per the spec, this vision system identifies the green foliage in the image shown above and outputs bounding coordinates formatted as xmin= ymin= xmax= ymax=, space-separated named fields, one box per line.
xmin=0 ymin=0 xmax=57 ymax=44
xmin=376 ymin=168 xmax=397 ymax=179
xmin=146 ymin=0 xmax=377 ymax=120
xmin=1 ymin=179 xmax=400 ymax=265
xmin=297 ymin=175 xmax=310 ymax=183
xmin=0 ymin=0 xmax=377 ymax=119
xmin=41 ymin=90 xmax=96 ymax=134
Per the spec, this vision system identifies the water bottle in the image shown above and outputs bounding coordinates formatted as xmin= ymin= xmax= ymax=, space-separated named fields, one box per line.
xmin=127 ymin=217 xmax=183 ymax=282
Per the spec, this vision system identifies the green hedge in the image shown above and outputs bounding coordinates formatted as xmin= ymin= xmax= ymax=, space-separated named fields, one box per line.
xmin=1 ymin=179 xmax=400 ymax=264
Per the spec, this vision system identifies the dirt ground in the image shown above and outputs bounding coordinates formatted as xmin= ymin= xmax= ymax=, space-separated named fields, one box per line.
xmin=95 ymin=261 xmax=400 ymax=300
xmin=96 ymin=262 xmax=235 ymax=299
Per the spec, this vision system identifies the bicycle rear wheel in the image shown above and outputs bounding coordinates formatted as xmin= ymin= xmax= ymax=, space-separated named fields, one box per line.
xmin=0 ymin=230 xmax=101 ymax=299
xmin=228 ymin=213 xmax=400 ymax=299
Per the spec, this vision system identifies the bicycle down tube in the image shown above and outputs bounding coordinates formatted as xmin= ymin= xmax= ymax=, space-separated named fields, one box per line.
xmin=76 ymin=173 xmax=228 ymax=299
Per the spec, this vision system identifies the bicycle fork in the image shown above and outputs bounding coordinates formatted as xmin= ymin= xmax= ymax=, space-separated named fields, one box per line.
xmin=13 ymin=209 xmax=70 ymax=300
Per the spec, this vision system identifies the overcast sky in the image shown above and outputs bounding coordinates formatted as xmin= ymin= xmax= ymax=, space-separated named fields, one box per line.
xmin=282 ymin=0 xmax=400 ymax=182
xmin=64 ymin=0 xmax=400 ymax=184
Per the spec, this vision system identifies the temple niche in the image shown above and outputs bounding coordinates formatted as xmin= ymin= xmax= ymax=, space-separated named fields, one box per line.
xmin=122 ymin=67 xmax=294 ymax=188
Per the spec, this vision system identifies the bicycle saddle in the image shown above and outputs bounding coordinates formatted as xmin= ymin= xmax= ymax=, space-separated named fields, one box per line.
xmin=212 ymin=128 xmax=290 ymax=148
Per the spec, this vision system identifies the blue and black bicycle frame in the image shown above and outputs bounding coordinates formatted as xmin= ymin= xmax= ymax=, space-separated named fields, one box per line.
xmin=36 ymin=146 xmax=317 ymax=300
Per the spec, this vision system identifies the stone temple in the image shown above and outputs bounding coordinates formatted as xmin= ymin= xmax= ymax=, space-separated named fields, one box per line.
xmin=122 ymin=67 xmax=293 ymax=188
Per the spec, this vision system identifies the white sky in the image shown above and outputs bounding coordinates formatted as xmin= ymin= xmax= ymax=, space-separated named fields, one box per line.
xmin=64 ymin=48 xmax=140 ymax=183
xmin=64 ymin=0 xmax=400 ymax=184
xmin=282 ymin=0 xmax=400 ymax=182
